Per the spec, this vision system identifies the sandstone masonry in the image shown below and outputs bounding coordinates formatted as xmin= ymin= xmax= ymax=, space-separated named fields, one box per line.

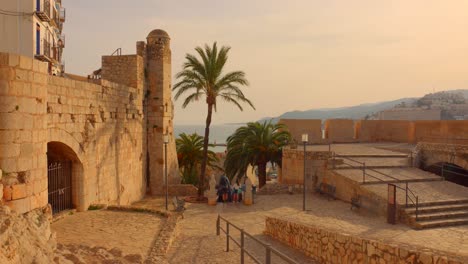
xmin=0 ymin=29 xmax=179 ymax=214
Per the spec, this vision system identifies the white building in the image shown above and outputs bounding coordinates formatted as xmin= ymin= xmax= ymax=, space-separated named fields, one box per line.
xmin=0 ymin=0 xmax=66 ymax=75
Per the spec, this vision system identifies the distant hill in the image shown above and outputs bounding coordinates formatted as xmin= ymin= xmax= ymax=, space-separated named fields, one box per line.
xmin=259 ymin=89 xmax=468 ymax=122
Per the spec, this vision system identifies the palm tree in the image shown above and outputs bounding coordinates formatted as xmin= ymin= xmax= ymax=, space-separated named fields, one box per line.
xmin=176 ymin=133 xmax=219 ymax=185
xmin=225 ymin=122 xmax=291 ymax=188
xmin=173 ymin=42 xmax=255 ymax=198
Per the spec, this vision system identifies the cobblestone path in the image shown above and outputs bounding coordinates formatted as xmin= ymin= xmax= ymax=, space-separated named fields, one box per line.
xmin=166 ymin=194 xmax=468 ymax=263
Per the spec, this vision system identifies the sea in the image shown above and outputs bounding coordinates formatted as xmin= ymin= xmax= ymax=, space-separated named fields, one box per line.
xmin=174 ymin=124 xmax=244 ymax=152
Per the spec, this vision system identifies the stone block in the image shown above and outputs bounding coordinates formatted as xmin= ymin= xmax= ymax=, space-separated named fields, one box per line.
xmin=12 ymin=183 xmax=27 ymax=200
xmin=8 ymin=54 xmax=19 ymax=67
xmin=6 ymin=196 xmax=31 ymax=214
xmin=0 ymin=143 xmax=20 ymax=158
xmin=0 ymin=67 xmax=14 ymax=80
xmin=0 ymin=80 xmax=9 ymax=95
xmin=3 ymin=185 xmax=12 ymax=200
xmin=0 ymin=95 xmax=18 ymax=113
xmin=19 ymin=55 xmax=32 ymax=70
xmin=0 ymin=158 xmax=17 ymax=172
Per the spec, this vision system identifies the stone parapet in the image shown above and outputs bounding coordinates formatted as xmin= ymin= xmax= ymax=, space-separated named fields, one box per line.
xmin=265 ymin=217 xmax=467 ymax=264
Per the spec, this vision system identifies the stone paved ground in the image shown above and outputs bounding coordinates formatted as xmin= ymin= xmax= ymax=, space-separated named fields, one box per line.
xmin=165 ymin=194 xmax=468 ymax=263
xmin=51 ymin=210 xmax=163 ymax=259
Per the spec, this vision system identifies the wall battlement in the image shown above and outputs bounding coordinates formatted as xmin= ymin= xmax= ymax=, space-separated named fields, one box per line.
xmin=280 ymin=118 xmax=468 ymax=145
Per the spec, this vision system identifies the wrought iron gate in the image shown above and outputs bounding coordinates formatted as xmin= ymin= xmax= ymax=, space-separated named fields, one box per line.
xmin=48 ymin=161 xmax=73 ymax=214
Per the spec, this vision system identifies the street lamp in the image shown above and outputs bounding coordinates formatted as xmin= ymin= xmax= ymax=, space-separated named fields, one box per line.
xmin=163 ymin=134 xmax=169 ymax=211
xmin=302 ymin=133 xmax=308 ymax=211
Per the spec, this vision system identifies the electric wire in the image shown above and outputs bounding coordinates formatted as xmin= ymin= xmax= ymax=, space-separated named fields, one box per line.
xmin=0 ymin=9 xmax=35 ymax=16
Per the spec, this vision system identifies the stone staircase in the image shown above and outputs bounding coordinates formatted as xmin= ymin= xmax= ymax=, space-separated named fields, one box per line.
xmin=328 ymin=144 xmax=468 ymax=230
xmin=403 ymin=199 xmax=468 ymax=229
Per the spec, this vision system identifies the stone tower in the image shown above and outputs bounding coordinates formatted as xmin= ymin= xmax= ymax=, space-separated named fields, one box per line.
xmin=145 ymin=29 xmax=179 ymax=195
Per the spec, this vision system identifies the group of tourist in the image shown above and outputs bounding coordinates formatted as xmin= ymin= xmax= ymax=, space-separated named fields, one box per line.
xmin=216 ymin=175 xmax=254 ymax=203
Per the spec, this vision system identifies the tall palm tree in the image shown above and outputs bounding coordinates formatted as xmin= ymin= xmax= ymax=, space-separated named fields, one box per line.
xmin=176 ymin=133 xmax=219 ymax=185
xmin=225 ymin=122 xmax=291 ymax=188
xmin=173 ymin=42 xmax=255 ymax=198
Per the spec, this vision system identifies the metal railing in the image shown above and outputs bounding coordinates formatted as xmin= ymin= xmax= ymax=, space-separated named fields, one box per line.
xmin=332 ymin=152 xmax=420 ymax=219
xmin=60 ymin=7 xmax=66 ymax=22
xmin=111 ymin=48 xmax=122 ymax=56
xmin=36 ymin=0 xmax=51 ymax=20
xmin=42 ymin=39 xmax=51 ymax=58
xmin=216 ymin=215 xmax=299 ymax=264
xmin=431 ymin=163 xmax=468 ymax=179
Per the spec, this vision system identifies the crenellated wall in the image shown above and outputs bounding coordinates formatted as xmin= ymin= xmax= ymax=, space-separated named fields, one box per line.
xmin=280 ymin=119 xmax=468 ymax=145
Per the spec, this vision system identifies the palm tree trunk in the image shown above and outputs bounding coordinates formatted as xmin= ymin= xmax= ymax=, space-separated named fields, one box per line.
xmin=258 ymin=161 xmax=267 ymax=188
xmin=199 ymin=103 xmax=213 ymax=199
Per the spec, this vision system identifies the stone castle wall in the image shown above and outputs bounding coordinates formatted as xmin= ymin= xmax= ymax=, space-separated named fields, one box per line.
xmin=282 ymin=118 xmax=468 ymax=145
xmin=278 ymin=119 xmax=323 ymax=144
xmin=0 ymin=53 xmax=147 ymax=213
xmin=265 ymin=217 xmax=467 ymax=264
xmin=0 ymin=29 xmax=180 ymax=214
xmin=101 ymin=55 xmax=144 ymax=89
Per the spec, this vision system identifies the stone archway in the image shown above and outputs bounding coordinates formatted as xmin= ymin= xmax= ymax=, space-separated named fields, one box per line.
xmin=47 ymin=141 xmax=84 ymax=213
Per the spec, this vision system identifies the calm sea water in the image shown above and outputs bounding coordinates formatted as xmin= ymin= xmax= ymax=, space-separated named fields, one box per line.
xmin=174 ymin=124 xmax=244 ymax=152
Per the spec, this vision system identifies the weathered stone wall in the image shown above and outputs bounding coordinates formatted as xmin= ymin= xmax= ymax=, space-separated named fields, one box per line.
xmin=413 ymin=121 xmax=468 ymax=144
xmin=280 ymin=149 xmax=330 ymax=187
xmin=0 ymin=53 xmax=49 ymax=214
xmin=280 ymin=119 xmax=468 ymax=144
xmin=357 ymin=120 xmax=413 ymax=143
xmin=265 ymin=217 xmax=467 ymax=264
xmin=0 ymin=30 xmax=181 ymax=215
xmin=0 ymin=52 xmax=147 ymax=212
xmin=416 ymin=142 xmax=468 ymax=169
xmin=167 ymin=184 xmax=198 ymax=197
xmin=47 ymin=72 xmax=147 ymax=210
xmin=278 ymin=119 xmax=323 ymax=144
xmin=325 ymin=119 xmax=356 ymax=143
xmin=101 ymin=55 xmax=144 ymax=90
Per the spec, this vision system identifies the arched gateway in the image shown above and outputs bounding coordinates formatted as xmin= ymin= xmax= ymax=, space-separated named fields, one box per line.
xmin=47 ymin=141 xmax=83 ymax=214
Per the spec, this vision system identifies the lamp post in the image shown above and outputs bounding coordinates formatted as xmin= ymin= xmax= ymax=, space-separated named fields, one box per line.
xmin=302 ymin=133 xmax=308 ymax=211
xmin=163 ymin=134 xmax=169 ymax=211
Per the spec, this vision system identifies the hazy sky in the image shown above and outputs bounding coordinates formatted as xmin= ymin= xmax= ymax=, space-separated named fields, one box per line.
xmin=63 ymin=0 xmax=468 ymax=125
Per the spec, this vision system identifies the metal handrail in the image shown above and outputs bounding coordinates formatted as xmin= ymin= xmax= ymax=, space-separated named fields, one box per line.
xmin=216 ymin=215 xmax=299 ymax=264
xmin=333 ymin=153 xmax=420 ymax=219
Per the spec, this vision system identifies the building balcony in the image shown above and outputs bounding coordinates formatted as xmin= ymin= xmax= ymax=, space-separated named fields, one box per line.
xmin=60 ymin=8 xmax=66 ymax=22
xmin=36 ymin=0 xmax=51 ymax=22
xmin=58 ymin=35 xmax=65 ymax=48
xmin=35 ymin=39 xmax=52 ymax=63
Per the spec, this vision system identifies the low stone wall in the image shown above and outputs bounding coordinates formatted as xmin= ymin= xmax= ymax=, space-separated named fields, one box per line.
xmin=168 ymin=184 xmax=198 ymax=197
xmin=280 ymin=149 xmax=330 ymax=186
xmin=265 ymin=217 xmax=467 ymax=264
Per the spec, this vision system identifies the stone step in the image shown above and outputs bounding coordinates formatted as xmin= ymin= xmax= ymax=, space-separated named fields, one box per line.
xmin=410 ymin=210 xmax=468 ymax=221
xmin=407 ymin=199 xmax=468 ymax=208
xmin=414 ymin=217 xmax=468 ymax=229
xmin=405 ymin=203 xmax=468 ymax=215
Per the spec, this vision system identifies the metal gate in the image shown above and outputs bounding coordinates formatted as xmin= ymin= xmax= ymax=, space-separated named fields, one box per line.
xmin=48 ymin=161 xmax=73 ymax=214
